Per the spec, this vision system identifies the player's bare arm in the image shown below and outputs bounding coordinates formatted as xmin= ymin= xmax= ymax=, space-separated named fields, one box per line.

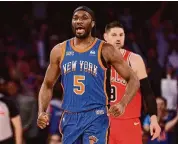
xmin=102 ymin=43 xmax=140 ymax=117
xmin=37 ymin=44 xmax=62 ymax=129
xmin=130 ymin=54 xmax=161 ymax=140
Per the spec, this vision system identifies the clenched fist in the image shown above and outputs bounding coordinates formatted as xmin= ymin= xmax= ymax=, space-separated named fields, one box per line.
xmin=108 ymin=102 xmax=126 ymax=117
xmin=37 ymin=112 xmax=49 ymax=129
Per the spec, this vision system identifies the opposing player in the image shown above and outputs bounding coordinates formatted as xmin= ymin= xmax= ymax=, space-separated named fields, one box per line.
xmin=104 ymin=21 xmax=161 ymax=144
xmin=37 ymin=7 xmax=140 ymax=144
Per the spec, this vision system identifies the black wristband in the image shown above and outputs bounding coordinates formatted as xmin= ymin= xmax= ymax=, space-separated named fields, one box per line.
xmin=140 ymin=77 xmax=157 ymax=116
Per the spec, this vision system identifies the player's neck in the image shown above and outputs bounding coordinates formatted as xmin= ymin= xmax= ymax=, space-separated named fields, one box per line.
xmin=74 ymin=35 xmax=94 ymax=44
xmin=119 ymin=48 xmax=125 ymax=55
xmin=74 ymin=35 xmax=95 ymax=49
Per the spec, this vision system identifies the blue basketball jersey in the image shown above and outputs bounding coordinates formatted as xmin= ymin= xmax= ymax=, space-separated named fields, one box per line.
xmin=60 ymin=38 xmax=109 ymax=112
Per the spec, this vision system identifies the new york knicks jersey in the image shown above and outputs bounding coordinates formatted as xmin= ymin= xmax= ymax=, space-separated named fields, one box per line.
xmin=60 ymin=38 xmax=110 ymax=112
xmin=110 ymin=50 xmax=141 ymax=119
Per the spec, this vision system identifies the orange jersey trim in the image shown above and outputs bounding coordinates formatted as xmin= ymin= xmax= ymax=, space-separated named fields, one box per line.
xmin=59 ymin=41 xmax=67 ymax=66
xmin=98 ymin=41 xmax=107 ymax=70
xmin=70 ymin=38 xmax=98 ymax=53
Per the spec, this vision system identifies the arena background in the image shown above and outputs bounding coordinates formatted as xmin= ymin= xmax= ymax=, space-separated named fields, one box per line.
xmin=0 ymin=1 xmax=178 ymax=144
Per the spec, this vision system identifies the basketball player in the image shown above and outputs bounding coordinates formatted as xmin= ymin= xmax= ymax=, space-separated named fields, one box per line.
xmin=104 ymin=21 xmax=161 ymax=144
xmin=37 ymin=7 xmax=140 ymax=144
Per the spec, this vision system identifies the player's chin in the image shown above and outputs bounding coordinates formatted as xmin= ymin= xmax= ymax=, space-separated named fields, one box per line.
xmin=115 ymin=44 xmax=122 ymax=49
xmin=76 ymin=33 xmax=87 ymax=39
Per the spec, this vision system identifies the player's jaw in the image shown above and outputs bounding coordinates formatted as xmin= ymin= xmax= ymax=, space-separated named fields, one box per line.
xmin=73 ymin=25 xmax=91 ymax=39
xmin=76 ymin=25 xmax=85 ymax=34
xmin=115 ymin=42 xmax=122 ymax=49
xmin=112 ymin=41 xmax=123 ymax=49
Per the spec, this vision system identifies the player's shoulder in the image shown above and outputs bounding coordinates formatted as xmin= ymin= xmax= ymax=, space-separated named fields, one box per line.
xmin=101 ymin=42 xmax=115 ymax=59
xmin=128 ymin=52 xmax=146 ymax=70
xmin=54 ymin=40 xmax=67 ymax=50
xmin=50 ymin=41 xmax=68 ymax=61
xmin=52 ymin=40 xmax=67 ymax=53
xmin=101 ymin=41 xmax=114 ymax=51
xmin=129 ymin=51 xmax=143 ymax=63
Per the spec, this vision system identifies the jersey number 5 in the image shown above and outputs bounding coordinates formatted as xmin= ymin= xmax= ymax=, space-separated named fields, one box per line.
xmin=73 ymin=75 xmax=85 ymax=95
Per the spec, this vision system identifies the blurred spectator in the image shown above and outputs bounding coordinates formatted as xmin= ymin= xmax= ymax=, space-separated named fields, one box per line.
xmin=4 ymin=55 xmax=19 ymax=81
xmin=155 ymin=21 xmax=170 ymax=68
xmin=119 ymin=8 xmax=133 ymax=32
xmin=166 ymin=40 xmax=178 ymax=78
xmin=16 ymin=60 xmax=36 ymax=96
xmin=126 ymin=32 xmax=144 ymax=57
xmin=37 ymin=33 xmax=46 ymax=68
xmin=149 ymin=2 xmax=167 ymax=30
xmin=143 ymin=97 xmax=178 ymax=144
xmin=0 ymin=79 xmax=23 ymax=144
xmin=161 ymin=71 xmax=177 ymax=111
xmin=33 ymin=2 xmax=47 ymax=20
xmin=37 ymin=23 xmax=49 ymax=68
xmin=6 ymin=79 xmax=39 ymax=144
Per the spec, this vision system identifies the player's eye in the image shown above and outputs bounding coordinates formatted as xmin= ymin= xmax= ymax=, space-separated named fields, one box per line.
xmin=72 ymin=16 xmax=89 ymax=21
xmin=111 ymin=33 xmax=117 ymax=36
xmin=72 ymin=17 xmax=78 ymax=21
xmin=82 ymin=16 xmax=89 ymax=20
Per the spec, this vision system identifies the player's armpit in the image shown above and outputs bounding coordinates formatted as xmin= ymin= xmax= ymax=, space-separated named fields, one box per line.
xmin=102 ymin=43 xmax=140 ymax=106
xmin=38 ymin=43 xmax=63 ymax=114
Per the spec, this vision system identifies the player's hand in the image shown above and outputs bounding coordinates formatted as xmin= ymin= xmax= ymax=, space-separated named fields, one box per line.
xmin=108 ymin=102 xmax=126 ymax=117
xmin=37 ymin=112 xmax=49 ymax=129
xmin=150 ymin=116 xmax=161 ymax=140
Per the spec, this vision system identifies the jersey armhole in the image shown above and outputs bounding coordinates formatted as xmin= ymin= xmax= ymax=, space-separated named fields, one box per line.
xmin=59 ymin=41 xmax=67 ymax=67
xmin=127 ymin=52 xmax=132 ymax=67
xmin=98 ymin=41 xmax=107 ymax=70
xmin=98 ymin=41 xmax=111 ymax=105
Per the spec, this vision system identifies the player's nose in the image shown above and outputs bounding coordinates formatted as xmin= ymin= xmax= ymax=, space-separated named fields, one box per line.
xmin=116 ymin=40 xmax=121 ymax=43
xmin=76 ymin=18 xmax=83 ymax=24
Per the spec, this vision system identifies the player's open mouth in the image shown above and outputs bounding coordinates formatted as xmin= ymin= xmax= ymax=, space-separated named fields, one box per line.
xmin=76 ymin=27 xmax=85 ymax=33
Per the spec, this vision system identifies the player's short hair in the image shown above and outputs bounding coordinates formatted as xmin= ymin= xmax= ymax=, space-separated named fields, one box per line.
xmin=105 ymin=21 xmax=124 ymax=32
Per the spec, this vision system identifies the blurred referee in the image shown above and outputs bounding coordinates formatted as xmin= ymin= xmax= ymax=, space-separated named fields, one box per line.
xmin=0 ymin=78 xmax=23 ymax=144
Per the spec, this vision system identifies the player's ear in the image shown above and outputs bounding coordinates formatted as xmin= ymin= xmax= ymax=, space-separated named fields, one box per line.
xmin=92 ymin=21 xmax=95 ymax=28
xmin=103 ymin=33 xmax=108 ymax=42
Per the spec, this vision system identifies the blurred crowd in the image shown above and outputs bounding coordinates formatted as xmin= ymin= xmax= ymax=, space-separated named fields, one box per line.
xmin=0 ymin=1 xmax=178 ymax=144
